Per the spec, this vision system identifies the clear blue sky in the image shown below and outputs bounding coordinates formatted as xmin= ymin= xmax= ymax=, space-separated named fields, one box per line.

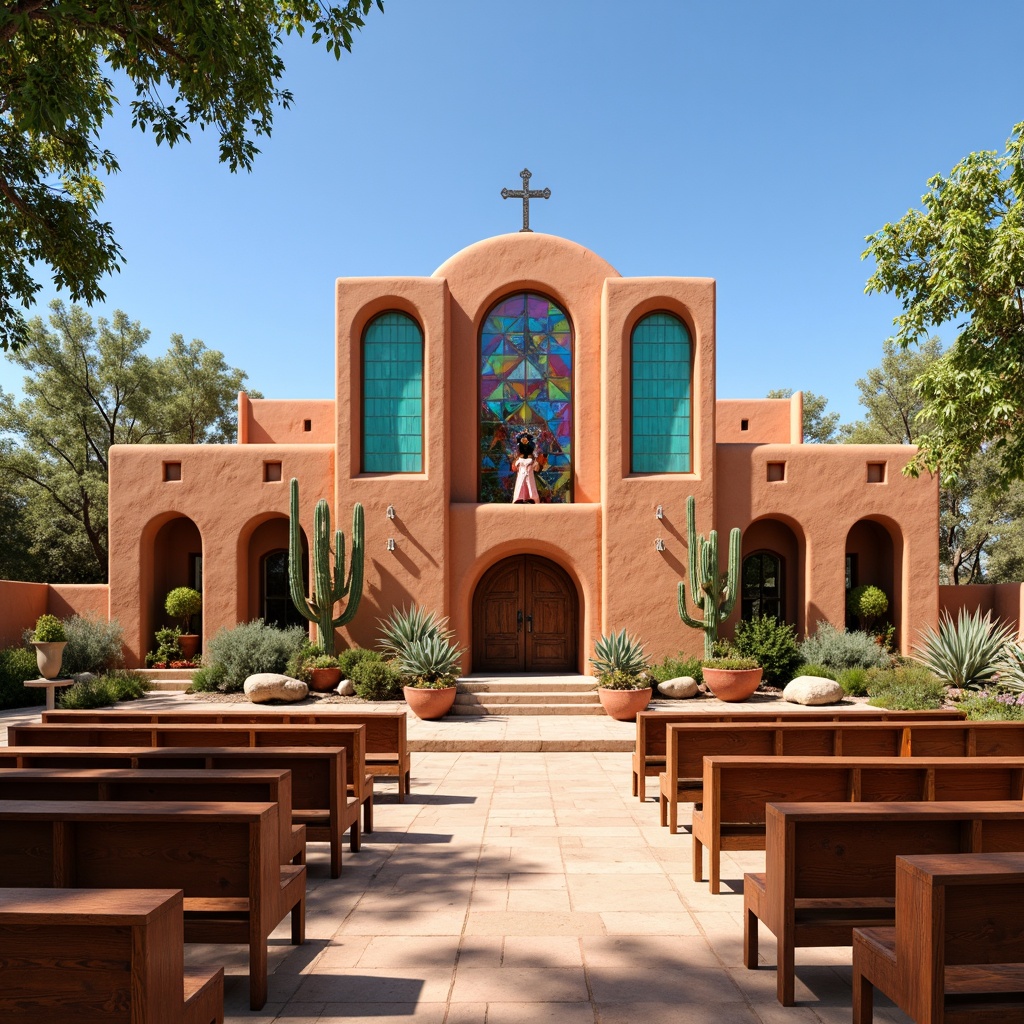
xmin=3 ymin=0 xmax=1023 ymax=425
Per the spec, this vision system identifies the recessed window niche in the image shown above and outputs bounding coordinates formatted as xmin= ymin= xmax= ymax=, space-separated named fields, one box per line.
xmin=163 ymin=462 xmax=182 ymax=482
xmin=766 ymin=461 xmax=786 ymax=482
xmin=867 ymin=462 xmax=886 ymax=483
xmin=263 ymin=462 xmax=282 ymax=482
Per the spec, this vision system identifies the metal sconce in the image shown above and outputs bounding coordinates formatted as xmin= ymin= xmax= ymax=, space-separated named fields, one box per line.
xmin=386 ymin=504 xmax=395 ymax=520
xmin=655 ymin=505 xmax=664 ymax=520
xmin=386 ymin=538 xmax=395 ymax=552
xmin=655 ymin=538 xmax=665 ymax=552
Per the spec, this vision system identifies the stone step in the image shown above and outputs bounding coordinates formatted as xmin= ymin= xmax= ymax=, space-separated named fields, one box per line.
xmin=458 ymin=680 xmax=597 ymax=694
xmin=148 ymin=680 xmax=193 ymax=691
xmin=449 ymin=702 xmax=607 ymax=716
xmin=455 ymin=691 xmax=599 ymax=706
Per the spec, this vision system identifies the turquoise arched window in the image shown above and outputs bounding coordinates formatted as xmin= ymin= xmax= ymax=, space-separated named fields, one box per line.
xmin=479 ymin=292 xmax=573 ymax=503
xmin=631 ymin=312 xmax=692 ymax=472
xmin=362 ymin=312 xmax=423 ymax=473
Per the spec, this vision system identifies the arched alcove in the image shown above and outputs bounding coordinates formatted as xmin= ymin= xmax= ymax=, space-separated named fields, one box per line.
xmin=244 ymin=516 xmax=309 ymax=628
xmin=148 ymin=515 xmax=203 ymax=656
xmin=845 ymin=517 xmax=902 ymax=642
xmin=742 ymin=518 xmax=804 ymax=633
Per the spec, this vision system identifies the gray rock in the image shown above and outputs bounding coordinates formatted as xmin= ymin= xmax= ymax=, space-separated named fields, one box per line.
xmin=71 ymin=672 xmax=97 ymax=684
xmin=783 ymin=676 xmax=844 ymax=706
xmin=243 ymin=673 xmax=308 ymax=704
xmin=337 ymin=678 xmax=356 ymax=696
xmin=657 ymin=676 xmax=699 ymax=699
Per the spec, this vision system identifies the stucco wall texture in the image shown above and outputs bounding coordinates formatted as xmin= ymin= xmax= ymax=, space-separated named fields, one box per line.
xmin=1 ymin=232 xmax=970 ymax=669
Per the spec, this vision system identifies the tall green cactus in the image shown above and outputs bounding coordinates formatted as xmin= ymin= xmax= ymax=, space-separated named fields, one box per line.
xmin=677 ymin=495 xmax=742 ymax=659
xmin=288 ymin=478 xmax=365 ymax=655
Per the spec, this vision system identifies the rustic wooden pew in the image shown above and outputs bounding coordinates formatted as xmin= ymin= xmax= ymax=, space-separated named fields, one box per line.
xmin=743 ymin=800 xmax=1024 ymax=1006
xmin=692 ymin=754 xmax=1024 ymax=894
xmin=0 ymin=886 xmax=224 ymax=1024
xmin=0 ymin=766 xmax=305 ymax=868
xmin=0 ymin=798 xmax=304 ymax=1011
xmin=658 ymin=718 xmax=1024 ymax=833
xmin=0 ymin=746 xmax=355 ymax=879
xmin=853 ymin=852 xmax=1024 ymax=1023
xmin=8 ymin=720 xmax=373 ymax=835
xmin=43 ymin=708 xmax=412 ymax=800
xmin=633 ymin=708 xmax=963 ymax=801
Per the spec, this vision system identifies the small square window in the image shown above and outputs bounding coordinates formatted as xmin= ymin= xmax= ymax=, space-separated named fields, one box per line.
xmin=867 ymin=462 xmax=886 ymax=483
xmin=264 ymin=462 xmax=282 ymax=482
xmin=302 ymin=419 xmax=312 ymax=432
xmin=163 ymin=462 xmax=181 ymax=482
xmin=767 ymin=461 xmax=786 ymax=482
xmin=740 ymin=419 xmax=749 ymax=431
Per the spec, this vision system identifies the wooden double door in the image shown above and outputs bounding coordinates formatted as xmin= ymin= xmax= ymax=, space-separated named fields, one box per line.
xmin=472 ymin=555 xmax=578 ymax=673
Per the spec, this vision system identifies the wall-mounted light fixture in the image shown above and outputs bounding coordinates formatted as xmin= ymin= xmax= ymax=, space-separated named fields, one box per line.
xmin=655 ymin=505 xmax=664 ymax=520
xmin=386 ymin=504 xmax=396 ymax=520
xmin=386 ymin=538 xmax=395 ymax=551
xmin=655 ymin=538 xmax=665 ymax=552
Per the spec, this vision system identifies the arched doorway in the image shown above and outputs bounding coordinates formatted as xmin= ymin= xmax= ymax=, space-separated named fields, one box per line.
xmin=472 ymin=555 xmax=579 ymax=672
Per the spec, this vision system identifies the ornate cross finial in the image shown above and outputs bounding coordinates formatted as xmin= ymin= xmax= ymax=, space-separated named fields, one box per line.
xmin=501 ymin=168 xmax=550 ymax=232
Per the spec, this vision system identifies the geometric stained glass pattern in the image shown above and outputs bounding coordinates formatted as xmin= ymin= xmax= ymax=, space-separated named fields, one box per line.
xmin=631 ymin=312 xmax=692 ymax=472
xmin=363 ymin=312 xmax=423 ymax=473
xmin=479 ymin=292 xmax=572 ymax=503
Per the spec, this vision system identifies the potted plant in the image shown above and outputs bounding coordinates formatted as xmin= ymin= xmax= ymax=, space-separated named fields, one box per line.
xmin=397 ymin=636 xmax=464 ymax=719
xmin=590 ymin=629 xmax=652 ymax=721
xmin=308 ymin=653 xmax=343 ymax=692
xmin=146 ymin=627 xmax=185 ymax=668
xmin=30 ymin=614 xmax=67 ymax=679
xmin=165 ymin=587 xmax=202 ymax=661
xmin=701 ymin=655 xmax=763 ymax=702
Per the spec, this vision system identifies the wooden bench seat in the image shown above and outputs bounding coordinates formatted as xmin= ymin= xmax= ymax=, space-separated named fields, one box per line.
xmin=658 ymin=718 xmax=1024 ymax=833
xmin=43 ymin=708 xmax=412 ymax=800
xmin=743 ymin=800 xmax=1024 ymax=1005
xmin=0 ymin=886 xmax=223 ymax=1024
xmin=853 ymin=852 xmax=1024 ymax=1023
xmin=0 ymin=798 xmax=303 ymax=1011
xmin=632 ymin=708 xmax=963 ymax=801
xmin=691 ymin=754 xmax=1024 ymax=893
xmin=0 ymin=745 xmax=357 ymax=879
xmin=8 ymin=720 xmax=373 ymax=836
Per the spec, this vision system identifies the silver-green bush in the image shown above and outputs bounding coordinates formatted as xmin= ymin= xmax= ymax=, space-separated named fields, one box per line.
xmin=61 ymin=615 xmax=125 ymax=675
xmin=799 ymin=621 xmax=891 ymax=672
xmin=204 ymin=620 xmax=309 ymax=693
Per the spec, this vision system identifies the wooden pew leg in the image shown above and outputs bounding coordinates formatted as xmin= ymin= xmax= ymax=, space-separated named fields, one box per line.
xmin=709 ymin=845 xmax=720 ymax=895
xmin=692 ymin=837 xmax=703 ymax=882
xmin=852 ymin=963 xmax=873 ymax=1024
xmin=632 ymin=770 xmax=639 ymax=799
xmin=249 ymin=931 xmax=268 ymax=1011
xmin=350 ymin=819 xmax=362 ymax=853
xmin=743 ymin=905 xmax=758 ymax=968
xmin=330 ymin=838 xmax=342 ymax=879
xmin=659 ymin=792 xmax=667 ymax=828
xmin=778 ymin=937 xmax=795 ymax=1006
xmin=400 ymin=770 xmax=408 ymax=802
xmin=669 ymin=797 xmax=679 ymax=835
xmin=291 ymin=896 xmax=305 ymax=945
xmin=364 ymin=793 xmax=373 ymax=834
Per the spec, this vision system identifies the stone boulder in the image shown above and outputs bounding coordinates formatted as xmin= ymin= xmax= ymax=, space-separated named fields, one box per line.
xmin=657 ymin=676 xmax=699 ymax=699
xmin=783 ymin=675 xmax=844 ymax=706
xmin=337 ymin=678 xmax=356 ymax=697
xmin=244 ymin=673 xmax=308 ymax=704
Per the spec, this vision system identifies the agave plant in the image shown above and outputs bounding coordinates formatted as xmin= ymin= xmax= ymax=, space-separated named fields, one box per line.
xmin=590 ymin=628 xmax=649 ymax=685
xmin=397 ymin=634 xmax=465 ymax=688
xmin=913 ymin=609 xmax=1016 ymax=690
xmin=377 ymin=604 xmax=454 ymax=661
xmin=994 ymin=643 xmax=1024 ymax=693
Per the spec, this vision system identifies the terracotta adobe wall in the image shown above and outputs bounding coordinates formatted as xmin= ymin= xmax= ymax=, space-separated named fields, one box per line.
xmin=0 ymin=580 xmax=48 ymax=648
xmin=238 ymin=393 xmax=335 ymax=445
xmin=939 ymin=582 xmax=1024 ymax=639
xmin=716 ymin=396 xmax=802 ymax=444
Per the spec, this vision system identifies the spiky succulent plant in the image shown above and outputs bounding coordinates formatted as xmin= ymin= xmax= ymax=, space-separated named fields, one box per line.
xmin=994 ymin=643 xmax=1024 ymax=693
xmin=913 ymin=609 xmax=1015 ymax=690
xmin=590 ymin=629 xmax=649 ymax=681
xmin=377 ymin=604 xmax=454 ymax=661
xmin=397 ymin=634 xmax=465 ymax=688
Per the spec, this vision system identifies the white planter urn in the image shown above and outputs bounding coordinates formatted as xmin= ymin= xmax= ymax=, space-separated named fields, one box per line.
xmin=32 ymin=641 xmax=67 ymax=680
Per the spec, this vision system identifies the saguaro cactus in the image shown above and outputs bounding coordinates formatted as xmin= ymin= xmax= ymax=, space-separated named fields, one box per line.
xmin=288 ymin=478 xmax=365 ymax=655
xmin=677 ymin=495 xmax=742 ymax=659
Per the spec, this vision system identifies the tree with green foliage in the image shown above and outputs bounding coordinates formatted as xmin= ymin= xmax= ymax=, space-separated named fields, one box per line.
xmin=0 ymin=301 xmax=259 ymax=581
xmin=765 ymin=388 xmax=840 ymax=443
xmin=863 ymin=121 xmax=1024 ymax=486
xmin=0 ymin=0 xmax=382 ymax=352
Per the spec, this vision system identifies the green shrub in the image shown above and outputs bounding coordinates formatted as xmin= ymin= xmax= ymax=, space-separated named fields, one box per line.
xmin=838 ymin=667 xmax=870 ymax=697
xmin=104 ymin=669 xmax=150 ymax=701
xmin=702 ymin=656 xmax=760 ymax=671
xmin=31 ymin=614 xmax=66 ymax=642
xmin=338 ymin=647 xmax=377 ymax=678
xmin=147 ymin=626 xmax=184 ymax=666
xmin=956 ymin=689 xmax=1024 ymax=721
xmin=189 ymin=662 xmax=228 ymax=693
xmin=61 ymin=616 xmax=124 ymax=675
xmin=203 ymin=620 xmax=308 ymax=693
xmin=732 ymin=616 xmax=802 ymax=685
xmin=0 ymin=646 xmax=45 ymax=709
xmin=846 ymin=585 xmax=888 ymax=629
xmin=349 ymin=655 xmax=403 ymax=700
xmin=164 ymin=586 xmax=202 ymax=631
xmin=865 ymin=665 xmax=948 ymax=710
xmin=800 ymin=621 xmax=891 ymax=671
xmin=798 ymin=663 xmax=839 ymax=681
xmin=913 ymin=609 xmax=1015 ymax=690
xmin=650 ymin=654 xmax=703 ymax=685
xmin=57 ymin=670 xmax=150 ymax=709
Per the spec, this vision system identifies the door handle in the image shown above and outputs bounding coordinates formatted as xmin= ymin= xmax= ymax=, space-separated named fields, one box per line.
xmin=525 ymin=614 xmax=533 ymax=633
xmin=517 ymin=610 xmax=523 ymax=632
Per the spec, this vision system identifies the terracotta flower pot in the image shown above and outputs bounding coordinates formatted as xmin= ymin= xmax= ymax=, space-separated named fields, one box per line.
xmin=403 ymin=685 xmax=457 ymax=720
xmin=598 ymin=686 xmax=652 ymax=721
xmin=178 ymin=634 xmax=200 ymax=662
xmin=701 ymin=667 xmax=763 ymax=702
xmin=309 ymin=667 xmax=343 ymax=692
xmin=32 ymin=641 xmax=67 ymax=680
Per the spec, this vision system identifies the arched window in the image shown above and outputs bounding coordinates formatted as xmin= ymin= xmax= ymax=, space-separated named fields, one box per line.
xmin=631 ymin=312 xmax=692 ymax=472
xmin=261 ymin=549 xmax=308 ymax=630
xmin=479 ymin=292 xmax=573 ymax=503
xmin=362 ymin=312 xmax=423 ymax=473
xmin=742 ymin=552 xmax=783 ymax=621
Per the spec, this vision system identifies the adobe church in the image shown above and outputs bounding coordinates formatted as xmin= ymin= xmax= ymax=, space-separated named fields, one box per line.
xmin=92 ymin=202 xmax=940 ymax=671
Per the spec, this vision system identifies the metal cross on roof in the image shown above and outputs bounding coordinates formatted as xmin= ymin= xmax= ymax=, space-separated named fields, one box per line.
xmin=501 ymin=168 xmax=550 ymax=232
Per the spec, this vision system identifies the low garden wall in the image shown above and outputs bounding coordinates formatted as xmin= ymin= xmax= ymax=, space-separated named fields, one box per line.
xmin=938 ymin=583 xmax=1024 ymax=639
xmin=0 ymin=580 xmax=110 ymax=648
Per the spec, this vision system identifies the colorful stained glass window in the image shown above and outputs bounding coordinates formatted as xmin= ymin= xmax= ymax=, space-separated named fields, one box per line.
xmin=363 ymin=312 xmax=423 ymax=473
xmin=631 ymin=313 xmax=692 ymax=472
xmin=479 ymin=292 xmax=573 ymax=503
